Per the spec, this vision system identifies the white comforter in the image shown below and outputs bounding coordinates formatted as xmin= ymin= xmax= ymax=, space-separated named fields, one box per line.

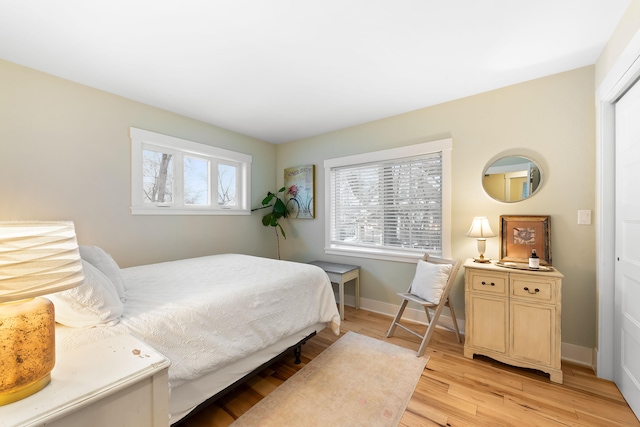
xmin=56 ymin=254 xmax=341 ymax=388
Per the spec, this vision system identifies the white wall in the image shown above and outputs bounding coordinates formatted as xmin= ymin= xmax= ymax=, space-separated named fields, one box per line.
xmin=277 ymin=66 xmax=597 ymax=350
xmin=0 ymin=59 xmax=280 ymax=267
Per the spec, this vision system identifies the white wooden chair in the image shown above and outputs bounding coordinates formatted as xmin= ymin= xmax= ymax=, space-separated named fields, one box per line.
xmin=387 ymin=254 xmax=462 ymax=357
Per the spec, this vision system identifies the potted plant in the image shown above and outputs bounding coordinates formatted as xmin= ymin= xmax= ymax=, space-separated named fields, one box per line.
xmin=253 ymin=187 xmax=289 ymax=259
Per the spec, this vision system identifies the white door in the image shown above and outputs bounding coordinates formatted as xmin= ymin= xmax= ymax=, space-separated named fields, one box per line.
xmin=615 ymin=79 xmax=640 ymax=417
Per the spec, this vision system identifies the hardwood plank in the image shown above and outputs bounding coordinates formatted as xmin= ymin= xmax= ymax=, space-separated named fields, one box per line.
xmin=562 ymin=363 xmax=629 ymax=403
xmin=521 ymin=380 xmax=639 ymax=425
xmin=575 ymin=408 xmax=640 ymax=427
xmin=446 ymin=382 xmax=506 ymax=408
xmin=400 ymin=401 xmax=448 ymax=426
xmin=176 ymin=307 xmax=640 ymax=427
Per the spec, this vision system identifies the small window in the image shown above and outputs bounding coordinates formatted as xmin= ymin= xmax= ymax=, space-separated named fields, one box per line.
xmin=130 ymin=128 xmax=251 ymax=215
xmin=143 ymin=148 xmax=175 ymax=204
xmin=324 ymin=138 xmax=452 ymax=262
xmin=183 ymin=155 xmax=210 ymax=206
xmin=218 ymin=163 xmax=238 ymax=207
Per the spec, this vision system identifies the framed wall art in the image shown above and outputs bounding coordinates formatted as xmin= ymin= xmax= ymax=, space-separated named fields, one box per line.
xmin=499 ymin=215 xmax=551 ymax=265
xmin=284 ymin=165 xmax=315 ymax=219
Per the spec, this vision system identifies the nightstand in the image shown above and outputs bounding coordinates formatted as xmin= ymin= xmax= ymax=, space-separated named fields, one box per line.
xmin=309 ymin=261 xmax=360 ymax=320
xmin=0 ymin=333 xmax=171 ymax=427
xmin=463 ymin=259 xmax=564 ymax=383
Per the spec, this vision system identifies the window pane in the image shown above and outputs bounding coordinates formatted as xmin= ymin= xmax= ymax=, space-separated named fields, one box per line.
xmin=184 ymin=156 xmax=210 ymax=205
xmin=331 ymin=152 xmax=442 ymax=255
xmin=218 ymin=164 xmax=237 ymax=206
xmin=143 ymin=149 xmax=173 ymax=203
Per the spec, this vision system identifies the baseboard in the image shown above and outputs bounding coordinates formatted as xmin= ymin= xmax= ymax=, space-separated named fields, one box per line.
xmin=561 ymin=342 xmax=597 ymax=369
xmin=337 ymin=293 xmax=462 ymax=336
xmin=337 ymin=294 xmax=595 ymax=368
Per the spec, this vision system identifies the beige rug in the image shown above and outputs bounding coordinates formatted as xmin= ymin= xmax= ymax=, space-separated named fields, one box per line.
xmin=231 ymin=331 xmax=428 ymax=427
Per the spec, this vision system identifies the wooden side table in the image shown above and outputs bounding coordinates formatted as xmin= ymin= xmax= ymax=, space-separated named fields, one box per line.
xmin=463 ymin=259 xmax=564 ymax=383
xmin=309 ymin=261 xmax=360 ymax=320
xmin=0 ymin=333 xmax=171 ymax=427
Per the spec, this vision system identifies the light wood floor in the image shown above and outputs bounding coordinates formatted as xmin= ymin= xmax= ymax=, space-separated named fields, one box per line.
xmin=176 ymin=307 xmax=639 ymax=426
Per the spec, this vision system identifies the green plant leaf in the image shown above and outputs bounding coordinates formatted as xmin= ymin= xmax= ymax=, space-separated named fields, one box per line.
xmin=277 ymin=222 xmax=286 ymax=239
xmin=262 ymin=193 xmax=274 ymax=206
xmin=273 ymin=198 xmax=287 ymax=217
xmin=262 ymin=213 xmax=272 ymax=226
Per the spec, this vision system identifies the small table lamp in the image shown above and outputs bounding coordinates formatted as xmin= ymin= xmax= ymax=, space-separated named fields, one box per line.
xmin=466 ymin=217 xmax=496 ymax=263
xmin=0 ymin=221 xmax=84 ymax=405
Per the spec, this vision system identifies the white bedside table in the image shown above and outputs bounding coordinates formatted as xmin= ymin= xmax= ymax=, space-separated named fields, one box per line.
xmin=309 ymin=260 xmax=360 ymax=320
xmin=0 ymin=333 xmax=171 ymax=427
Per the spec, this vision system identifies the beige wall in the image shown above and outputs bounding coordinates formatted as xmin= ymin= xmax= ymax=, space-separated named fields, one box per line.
xmin=0 ymin=59 xmax=279 ymax=267
xmin=595 ymin=1 xmax=640 ymax=88
xmin=0 ymin=58 xmax=598 ymax=349
xmin=277 ymin=66 xmax=596 ymax=349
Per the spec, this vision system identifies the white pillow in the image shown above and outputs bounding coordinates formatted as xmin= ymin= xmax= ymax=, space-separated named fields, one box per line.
xmin=46 ymin=260 xmax=124 ymax=328
xmin=79 ymin=246 xmax=126 ymax=302
xmin=410 ymin=260 xmax=453 ymax=304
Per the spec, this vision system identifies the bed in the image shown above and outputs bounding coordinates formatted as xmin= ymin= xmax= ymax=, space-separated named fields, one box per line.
xmin=50 ymin=248 xmax=341 ymax=424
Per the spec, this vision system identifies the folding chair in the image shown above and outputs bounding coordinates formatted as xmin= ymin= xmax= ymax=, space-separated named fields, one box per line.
xmin=387 ymin=254 xmax=462 ymax=357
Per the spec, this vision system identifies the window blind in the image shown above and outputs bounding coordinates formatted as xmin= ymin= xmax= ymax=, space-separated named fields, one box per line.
xmin=330 ymin=152 xmax=443 ymax=256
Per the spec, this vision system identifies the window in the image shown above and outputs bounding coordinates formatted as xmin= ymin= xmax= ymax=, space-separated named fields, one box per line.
xmin=324 ymin=138 xmax=452 ymax=262
xmin=130 ymin=127 xmax=251 ymax=215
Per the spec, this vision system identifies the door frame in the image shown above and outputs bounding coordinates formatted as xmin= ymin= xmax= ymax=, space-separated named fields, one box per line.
xmin=596 ymin=32 xmax=640 ymax=380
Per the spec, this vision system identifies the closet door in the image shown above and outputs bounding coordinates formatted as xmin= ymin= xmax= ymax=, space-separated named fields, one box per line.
xmin=614 ymin=78 xmax=640 ymax=418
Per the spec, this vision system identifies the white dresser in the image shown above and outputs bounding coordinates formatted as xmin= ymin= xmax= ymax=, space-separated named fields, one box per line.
xmin=0 ymin=334 xmax=170 ymax=427
xmin=463 ymin=259 xmax=564 ymax=383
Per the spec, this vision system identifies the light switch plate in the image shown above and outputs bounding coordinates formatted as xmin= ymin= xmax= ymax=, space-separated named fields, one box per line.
xmin=578 ymin=210 xmax=591 ymax=225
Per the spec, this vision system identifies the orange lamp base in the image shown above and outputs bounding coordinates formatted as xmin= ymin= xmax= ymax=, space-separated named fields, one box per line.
xmin=0 ymin=297 xmax=56 ymax=406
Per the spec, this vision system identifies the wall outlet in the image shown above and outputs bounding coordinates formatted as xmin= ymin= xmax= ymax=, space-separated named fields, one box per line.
xmin=578 ymin=210 xmax=591 ymax=225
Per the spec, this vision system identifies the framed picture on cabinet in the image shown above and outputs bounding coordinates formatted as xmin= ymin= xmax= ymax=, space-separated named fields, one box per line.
xmin=499 ymin=215 xmax=551 ymax=265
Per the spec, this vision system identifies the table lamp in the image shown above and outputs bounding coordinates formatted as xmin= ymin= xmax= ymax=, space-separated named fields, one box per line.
xmin=466 ymin=217 xmax=496 ymax=263
xmin=0 ymin=221 xmax=84 ymax=405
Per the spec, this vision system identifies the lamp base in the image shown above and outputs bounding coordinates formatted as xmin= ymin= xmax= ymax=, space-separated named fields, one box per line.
xmin=0 ymin=374 xmax=51 ymax=406
xmin=473 ymin=257 xmax=492 ymax=263
xmin=0 ymin=297 xmax=56 ymax=406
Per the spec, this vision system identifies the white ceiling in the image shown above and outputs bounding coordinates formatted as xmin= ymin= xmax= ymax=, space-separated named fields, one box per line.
xmin=0 ymin=1 xmax=630 ymax=144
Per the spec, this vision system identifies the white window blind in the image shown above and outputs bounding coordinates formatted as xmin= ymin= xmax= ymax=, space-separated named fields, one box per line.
xmin=325 ymin=139 xmax=451 ymax=261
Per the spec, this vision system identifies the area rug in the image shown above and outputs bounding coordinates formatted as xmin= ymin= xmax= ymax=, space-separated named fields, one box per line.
xmin=231 ymin=331 xmax=428 ymax=427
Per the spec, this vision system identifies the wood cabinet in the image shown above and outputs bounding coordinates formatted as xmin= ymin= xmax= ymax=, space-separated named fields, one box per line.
xmin=463 ymin=259 xmax=564 ymax=383
xmin=0 ymin=334 xmax=170 ymax=427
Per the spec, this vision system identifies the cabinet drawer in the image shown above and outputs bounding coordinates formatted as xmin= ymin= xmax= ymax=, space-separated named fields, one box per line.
xmin=511 ymin=276 xmax=555 ymax=302
xmin=470 ymin=273 xmax=507 ymax=295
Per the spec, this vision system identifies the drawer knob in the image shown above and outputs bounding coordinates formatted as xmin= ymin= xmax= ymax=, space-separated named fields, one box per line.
xmin=481 ymin=281 xmax=495 ymax=286
xmin=524 ymin=287 xmax=540 ymax=294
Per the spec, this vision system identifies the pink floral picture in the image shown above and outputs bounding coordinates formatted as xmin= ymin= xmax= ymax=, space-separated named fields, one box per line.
xmin=284 ymin=165 xmax=315 ymax=218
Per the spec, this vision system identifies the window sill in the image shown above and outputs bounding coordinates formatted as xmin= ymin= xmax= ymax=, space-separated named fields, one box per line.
xmin=324 ymin=246 xmax=440 ymax=264
xmin=130 ymin=207 xmax=250 ymax=216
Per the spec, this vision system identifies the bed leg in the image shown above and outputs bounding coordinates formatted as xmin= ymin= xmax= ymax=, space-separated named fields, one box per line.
xmin=292 ymin=331 xmax=317 ymax=364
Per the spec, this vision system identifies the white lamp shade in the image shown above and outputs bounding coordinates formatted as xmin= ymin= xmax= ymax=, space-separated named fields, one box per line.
xmin=466 ymin=217 xmax=496 ymax=238
xmin=0 ymin=221 xmax=84 ymax=303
